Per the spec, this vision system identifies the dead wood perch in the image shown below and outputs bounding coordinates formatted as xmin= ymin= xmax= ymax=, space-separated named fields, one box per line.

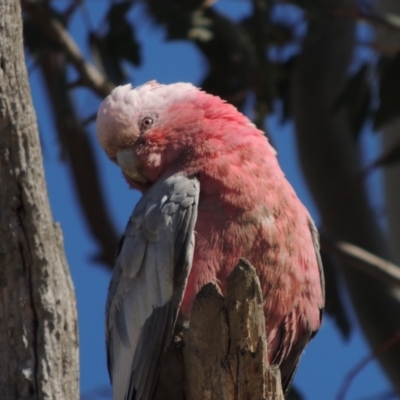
xmin=154 ymin=259 xmax=284 ymax=400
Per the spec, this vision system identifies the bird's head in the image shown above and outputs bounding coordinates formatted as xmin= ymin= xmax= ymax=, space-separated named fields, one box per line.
xmin=96 ymin=80 xmax=269 ymax=194
xmin=96 ymin=81 xmax=211 ymax=191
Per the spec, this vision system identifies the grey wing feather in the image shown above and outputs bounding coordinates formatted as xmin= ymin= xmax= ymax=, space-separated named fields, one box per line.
xmin=280 ymin=332 xmax=311 ymax=396
xmin=309 ymin=217 xmax=325 ymax=307
xmin=280 ymin=217 xmax=325 ymax=396
xmin=106 ymin=174 xmax=200 ymax=400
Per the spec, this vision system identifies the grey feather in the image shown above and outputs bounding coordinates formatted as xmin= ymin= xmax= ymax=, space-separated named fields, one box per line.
xmin=280 ymin=217 xmax=325 ymax=396
xmin=308 ymin=217 xmax=325 ymax=306
xmin=106 ymin=174 xmax=200 ymax=400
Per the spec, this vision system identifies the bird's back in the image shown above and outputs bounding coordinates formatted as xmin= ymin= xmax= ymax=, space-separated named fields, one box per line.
xmin=178 ymin=121 xmax=324 ymax=392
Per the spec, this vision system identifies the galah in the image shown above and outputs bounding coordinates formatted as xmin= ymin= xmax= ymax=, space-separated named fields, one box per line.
xmin=96 ymin=81 xmax=324 ymax=400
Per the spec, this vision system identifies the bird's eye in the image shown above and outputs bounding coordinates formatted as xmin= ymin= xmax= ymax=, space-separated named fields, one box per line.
xmin=141 ymin=117 xmax=154 ymax=130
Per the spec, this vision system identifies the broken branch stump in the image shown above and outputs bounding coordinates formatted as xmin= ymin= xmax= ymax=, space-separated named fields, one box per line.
xmin=154 ymin=259 xmax=284 ymax=400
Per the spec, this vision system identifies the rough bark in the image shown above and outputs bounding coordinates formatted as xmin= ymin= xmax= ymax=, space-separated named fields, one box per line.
xmin=0 ymin=1 xmax=79 ymax=399
xmin=154 ymin=260 xmax=284 ymax=400
xmin=185 ymin=259 xmax=284 ymax=400
xmin=292 ymin=0 xmax=400 ymax=393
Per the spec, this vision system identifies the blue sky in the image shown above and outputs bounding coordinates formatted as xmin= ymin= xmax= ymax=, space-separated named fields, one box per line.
xmin=28 ymin=1 xmax=393 ymax=399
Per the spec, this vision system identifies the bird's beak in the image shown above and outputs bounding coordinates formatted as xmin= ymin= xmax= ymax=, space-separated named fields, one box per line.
xmin=116 ymin=149 xmax=148 ymax=184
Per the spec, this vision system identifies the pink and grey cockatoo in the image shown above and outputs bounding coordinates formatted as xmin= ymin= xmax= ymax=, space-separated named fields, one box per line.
xmin=96 ymin=81 xmax=324 ymax=400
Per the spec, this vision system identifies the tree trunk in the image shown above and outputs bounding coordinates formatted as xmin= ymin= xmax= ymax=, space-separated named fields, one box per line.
xmin=378 ymin=0 xmax=400 ymax=298
xmin=0 ymin=1 xmax=79 ymax=399
xmin=292 ymin=0 xmax=400 ymax=393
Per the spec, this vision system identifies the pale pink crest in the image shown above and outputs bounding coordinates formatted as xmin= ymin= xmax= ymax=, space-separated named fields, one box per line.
xmin=96 ymin=81 xmax=201 ymax=159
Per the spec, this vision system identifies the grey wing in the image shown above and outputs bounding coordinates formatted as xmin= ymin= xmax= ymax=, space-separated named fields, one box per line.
xmin=308 ymin=217 xmax=325 ymax=310
xmin=106 ymin=174 xmax=200 ymax=400
xmin=280 ymin=217 xmax=325 ymax=396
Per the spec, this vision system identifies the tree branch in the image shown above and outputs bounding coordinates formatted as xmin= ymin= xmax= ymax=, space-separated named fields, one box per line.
xmin=23 ymin=2 xmax=120 ymax=268
xmin=292 ymin=0 xmax=400 ymax=392
xmin=39 ymin=52 xmax=119 ymax=267
xmin=337 ymin=329 xmax=400 ymax=400
xmin=321 ymin=237 xmax=400 ymax=287
xmin=22 ymin=0 xmax=115 ymax=98
xmin=331 ymin=6 xmax=400 ymax=33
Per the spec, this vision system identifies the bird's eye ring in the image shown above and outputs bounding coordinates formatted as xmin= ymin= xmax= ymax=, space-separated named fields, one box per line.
xmin=141 ymin=117 xmax=154 ymax=130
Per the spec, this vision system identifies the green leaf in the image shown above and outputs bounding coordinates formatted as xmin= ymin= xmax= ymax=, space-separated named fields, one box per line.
xmin=196 ymin=8 xmax=255 ymax=108
xmin=374 ymin=52 xmax=400 ymax=130
xmin=107 ymin=1 xmax=133 ymax=25
xmin=146 ymin=0 xmax=206 ymax=28
xmin=106 ymin=1 xmax=141 ymax=66
xmin=290 ymin=0 xmax=330 ymax=19
xmin=89 ymin=32 xmax=125 ymax=85
xmin=89 ymin=1 xmax=141 ymax=84
xmin=274 ymin=58 xmax=296 ymax=122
